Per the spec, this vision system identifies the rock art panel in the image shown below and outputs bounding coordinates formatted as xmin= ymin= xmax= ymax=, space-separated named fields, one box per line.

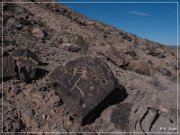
xmin=49 ymin=56 xmax=128 ymax=125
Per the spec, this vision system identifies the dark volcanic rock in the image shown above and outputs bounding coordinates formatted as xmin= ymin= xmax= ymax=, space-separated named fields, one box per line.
xmin=160 ymin=68 xmax=171 ymax=76
xmin=111 ymin=103 xmax=132 ymax=131
xmin=49 ymin=56 xmax=127 ymax=125
xmin=147 ymin=47 xmax=165 ymax=58
xmin=11 ymin=49 xmax=39 ymax=82
xmin=11 ymin=48 xmax=40 ymax=64
xmin=0 ymin=51 xmax=17 ymax=79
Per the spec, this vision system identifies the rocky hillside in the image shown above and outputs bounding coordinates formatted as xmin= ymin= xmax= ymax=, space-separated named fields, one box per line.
xmin=0 ymin=0 xmax=179 ymax=134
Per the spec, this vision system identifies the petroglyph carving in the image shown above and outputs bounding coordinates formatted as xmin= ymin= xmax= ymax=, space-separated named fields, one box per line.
xmin=49 ymin=56 xmax=119 ymax=124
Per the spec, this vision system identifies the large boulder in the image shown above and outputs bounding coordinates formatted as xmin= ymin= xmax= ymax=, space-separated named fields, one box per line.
xmin=49 ymin=56 xmax=127 ymax=125
xmin=11 ymin=49 xmax=40 ymax=82
xmin=103 ymin=46 xmax=129 ymax=67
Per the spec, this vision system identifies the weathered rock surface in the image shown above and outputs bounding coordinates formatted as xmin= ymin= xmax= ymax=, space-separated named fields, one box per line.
xmin=129 ymin=106 xmax=177 ymax=133
xmin=127 ymin=60 xmax=150 ymax=75
xmin=61 ymin=43 xmax=81 ymax=52
xmin=103 ymin=46 xmax=128 ymax=67
xmin=49 ymin=56 xmax=128 ymax=125
xmin=111 ymin=103 xmax=132 ymax=131
xmin=147 ymin=47 xmax=166 ymax=58
xmin=11 ymin=49 xmax=39 ymax=82
xmin=22 ymin=109 xmax=34 ymax=128
xmin=0 ymin=51 xmax=17 ymax=79
xmin=32 ymin=27 xmax=45 ymax=38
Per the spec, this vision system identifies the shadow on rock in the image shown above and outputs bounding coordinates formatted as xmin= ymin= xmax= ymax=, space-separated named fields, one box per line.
xmin=35 ymin=68 xmax=48 ymax=80
xmin=82 ymin=85 xmax=128 ymax=126
xmin=39 ymin=62 xmax=49 ymax=66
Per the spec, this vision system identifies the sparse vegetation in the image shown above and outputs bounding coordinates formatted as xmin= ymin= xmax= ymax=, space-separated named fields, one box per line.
xmin=157 ymin=43 xmax=165 ymax=49
xmin=134 ymin=37 xmax=139 ymax=45
xmin=121 ymin=32 xmax=132 ymax=42
xmin=75 ymin=34 xmax=89 ymax=52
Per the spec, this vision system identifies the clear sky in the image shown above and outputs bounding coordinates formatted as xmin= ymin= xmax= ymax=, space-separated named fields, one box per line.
xmin=57 ymin=0 xmax=178 ymax=46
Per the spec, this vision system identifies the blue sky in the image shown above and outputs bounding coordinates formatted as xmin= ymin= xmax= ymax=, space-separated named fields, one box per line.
xmin=57 ymin=0 xmax=178 ymax=46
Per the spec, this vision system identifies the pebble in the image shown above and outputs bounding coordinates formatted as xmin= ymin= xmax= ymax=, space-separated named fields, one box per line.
xmin=42 ymin=114 xmax=46 ymax=119
xmin=8 ymin=86 xmax=21 ymax=97
xmin=32 ymin=27 xmax=44 ymax=38
xmin=50 ymin=95 xmax=60 ymax=107
xmin=22 ymin=109 xmax=34 ymax=127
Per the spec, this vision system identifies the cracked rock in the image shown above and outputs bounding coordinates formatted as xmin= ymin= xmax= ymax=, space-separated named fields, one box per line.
xmin=151 ymin=115 xmax=177 ymax=132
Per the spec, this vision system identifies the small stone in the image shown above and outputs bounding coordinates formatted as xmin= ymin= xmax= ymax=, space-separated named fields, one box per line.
xmin=6 ymin=17 xmax=16 ymax=27
xmin=50 ymin=95 xmax=60 ymax=107
xmin=159 ymin=106 xmax=169 ymax=113
xmin=32 ymin=27 xmax=44 ymax=38
xmin=61 ymin=43 xmax=81 ymax=52
xmin=42 ymin=114 xmax=46 ymax=119
xmin=10 ymin=87 xmax=21 ymax=96
xmin=22 ymin=109 xmax=34 ymax=127
xmin=50 ymin=109 xmax=55 ymax=114
xmin=46 ymin=115 xmax=51 ymax=120
xmin=23 ymin=109 xmax=34 ymax=118
xmin=147 ymin=60 xmax=153 ymax=65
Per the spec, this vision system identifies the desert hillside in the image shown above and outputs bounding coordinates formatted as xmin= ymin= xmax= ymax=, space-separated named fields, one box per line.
xmin=0 ymin=0 xmax=179 ymax=134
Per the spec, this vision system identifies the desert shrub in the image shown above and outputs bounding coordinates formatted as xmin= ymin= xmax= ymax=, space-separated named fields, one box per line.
xmin=158 ymin=43 xmax=165 ymax=49
xmin=134 ymin=38 xmax=139 ymax=45
xmin=122 ymin=33 xmax=132 ymax=42
xmin=75 ymin=34 xmax=89 ymax=52
xmin=128 ymin=50 xmax=137 ymax=58
xmin=132 ymin=33 xmax=137 ymax=37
